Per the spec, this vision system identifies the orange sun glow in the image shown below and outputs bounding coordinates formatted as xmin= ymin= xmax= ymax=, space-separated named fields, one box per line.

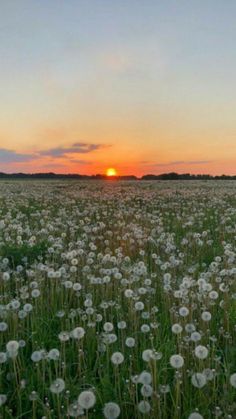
xmin=106 ymin=167 xmax=117 ymax=177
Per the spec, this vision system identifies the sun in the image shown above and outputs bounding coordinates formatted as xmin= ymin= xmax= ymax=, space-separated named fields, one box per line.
xmin=106 ymin=167 xmax=117 ymax=177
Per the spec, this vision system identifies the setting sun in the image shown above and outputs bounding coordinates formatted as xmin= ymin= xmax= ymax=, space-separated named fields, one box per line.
xmin=106 ymin=167 xmax=117 ymax=177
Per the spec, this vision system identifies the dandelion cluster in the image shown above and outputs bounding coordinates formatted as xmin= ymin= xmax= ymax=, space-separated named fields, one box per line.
xmin=0 ymin=179 xmax=236 ymax=418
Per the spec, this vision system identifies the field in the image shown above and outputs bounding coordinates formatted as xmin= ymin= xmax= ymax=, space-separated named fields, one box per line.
xmin=0 ymin=180 xmax=236 ymax=419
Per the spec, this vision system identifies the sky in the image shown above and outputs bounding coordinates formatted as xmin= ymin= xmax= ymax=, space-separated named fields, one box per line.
xmin=0 ymin=0 xmax=236 ymax=176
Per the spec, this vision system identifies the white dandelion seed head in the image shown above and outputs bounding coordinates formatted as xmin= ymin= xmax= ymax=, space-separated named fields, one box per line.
xmin=0 ymin=394 xmax=7 ymax=406
xmin=31 ymin=350 xmax=43 ymax=363
xmin=103 ymin=322 xmax=114 ymax=332
xmin=194 ymin=345 xmax=209 ymax=360
xmin=71 ymin=327 xmax=85 ymax=340
xmin=138 ymin=371 xmax=152 ymax=385
xmin=50 ymin=378 xmax=65 ymax=394
xmin=48 ymin=348 xmax=60 ymax=361
xmin=179 ymin=306 xmax=189 ymax=317
xmin=103 ymin=402 xmax=121 ymax=419
xmin=170 ymin=354 xmax=184 ymax=369
xmin=111 ymin=352 xmax=124 ymax=365
xmin=201 ymin=311 xmax=211 ymax=321
xmin=138 ymin=400 xmax=151 ymax=414
xmin=78 ymin=390 xmax=96 ymax=409
xmin=171 ymin=323 xmax=183 ymax=334
xmin=191 ymin=373 xmax=207 ymax=388
xmin=188 ymin=413 xmax=204 ymax=419
xmin=140 ymin=384 xmax=153 ymax=398
xmin=125 ymin=337 xmax=135 ymax=348
xmin=229 ymin=373 xmax=236 ymax=388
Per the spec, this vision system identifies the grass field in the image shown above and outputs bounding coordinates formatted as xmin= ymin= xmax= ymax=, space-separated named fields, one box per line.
xmin=0 ymin=180 xmax=236 ymax=419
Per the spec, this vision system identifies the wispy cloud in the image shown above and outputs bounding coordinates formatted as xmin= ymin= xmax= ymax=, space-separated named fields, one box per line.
xmin=144 ymin=160 xmax=213 ymax=167
xmin=39 ymin=142 xmax=106 ymax=157
xmin=0 ymin=142 xmax=109 ymax=165
xmin=0 ymin=148 xmax=36 ymax=163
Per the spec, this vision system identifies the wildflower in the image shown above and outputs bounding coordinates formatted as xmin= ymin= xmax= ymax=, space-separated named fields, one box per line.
xmin=50 ymin=378 xmax=65 ymax=394
xmin=0 ymin=394 xmax=7 ymax=406
xmin=125 ymin=337 xmax=135 ymax=347
xmin=31 ymin=351 xmax=43 ymax=362
xmin=172 ymin=323 xmax=183 ymax=334
xmin=68 ymin=401 xmax=84 ymax=417
xmin=141 ymin=384 xmax=153 ymax=397
xmin=229 ymin=373 xmax=236 ymax=388
xmin=103 ymin=402 xmax=121 ymax=419
xmin=78 ymin=390 xmax=96 ymax=409
xmin=170 ymin=354 xmax=184 ymax=369
xmin=111 ymin=352 xmax=124 ymax=365
xmin=138 ymin=371 xmax=152 ymax=385
xmin=103 ymin=322 xmax=114 ymax=332
xmin=188 ymin=413 xmax=204 ymax=419
xmin=138 ymin=400 xmax=151 ymax=414
xmin=71 ymin=327 xmax=85 ymax=340
xmin=48 ymin=349 xmax=60 ymax=361
xmin=191 ymin=373 xmax=207 ymax=388
xmin=194 ymin=345 xmax=208 ymax=360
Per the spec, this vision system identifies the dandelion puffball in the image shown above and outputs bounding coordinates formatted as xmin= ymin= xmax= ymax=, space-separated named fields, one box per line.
xmin=78 ymin=390 xmax=96 ymax=409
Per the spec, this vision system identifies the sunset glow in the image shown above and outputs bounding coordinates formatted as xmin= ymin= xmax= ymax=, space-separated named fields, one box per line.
xmin=106 ymin=168 xmax=117 ymax=177
xmin=0 ymin=1 xmax=235 ymax=176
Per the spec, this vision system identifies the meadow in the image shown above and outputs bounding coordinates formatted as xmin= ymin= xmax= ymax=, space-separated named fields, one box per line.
xmin=0 ymin=180 xmax=236 ymax=419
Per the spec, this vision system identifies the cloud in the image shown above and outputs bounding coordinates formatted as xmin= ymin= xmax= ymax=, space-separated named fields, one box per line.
xmin=0 ymin=142 xmax=109 ymax=165
xmin=39 ymin=142 xmax=106 ymax=157
xmin=0 ymin=148 xmax=36 ymax=163
xmin=150 ymin=160 xmax=212 ymax=167
xmin=70 ymin=159 xmax=92 ymax=165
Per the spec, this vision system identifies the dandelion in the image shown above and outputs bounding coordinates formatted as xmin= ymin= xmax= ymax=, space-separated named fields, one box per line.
xmin=125 ymin=337 xmax=135 ymax=348
xmin=172 ymin=323 xmax=183 ymax=334
xmin=71 ymin=327 xmax=85 ymax=340
xmin=6 ymin=340 xmax=19 ymax=358
xmin=23 ymin=303 xmax=33 ymax=312
xmin=142 ymin=349 xmax=153 ymax=362
xmin=141 ymin=384 xmax=153 ymax=397
xmin=201 ymin=311 xmax=211 ymax=321
xmin=191 ymin=373 xmax=207 ymax=388
xmin=58 ymin=331 xmax=70 ymax=342
xmin=50 ymin=378 xmax=65 ymax=394
xmin=0 ymin=322 xmax=8 ymax=331
xmin=0 ymin=352 xmax=7 ymax=364
xmin=141 ymin=324 xmax=150 ymax=333
xmin=68 ymin=401 xmax=84 ymax=417
xmin=111 ymin=352 xmax=124 ymax=365
xmin=78 ymin=390 xmax=96 ymax=409
xmin=31 ymin=351 xmax=42 ymax=362
xmin=31 ymin=289 xmax=40 ymax=298
xmin=48 ymin=348 xmax=60 ymax=361
xmin=191 ymin=332 xmax=201 ymax=342
xmin=138 ymin=371 xmax=152 ymax=385
xmin=188 ymin=413 xmax=204 ymax=419
xmin=0 ymin=394 xmax=7 ymax=406
xmin=194 ymin=345 xmax=209 ymax=360
xmin=103 ymin=402 xmax=121 ymax=419
xmin=229 ymin=373 xmax=236 ymax=388
xmin=117 ymin=321 xmax=127 ymax=329
xmin=135 ymin=301 xmax=144 ymax=311
xmin=179 ymin=306 xmax=189 ymax=317
xmin=29 ymin=391 xmax=38 ymax=401
xmin=103 ymin=322 xmax=114 ymax=332
xmin=138 ymin=400 xmax=151 ymax=414
xmin=170 ymin=354 xmax=184 ymax=369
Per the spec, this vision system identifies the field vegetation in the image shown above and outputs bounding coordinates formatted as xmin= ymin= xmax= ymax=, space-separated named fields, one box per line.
xmin=0 ymin=180 xmax=236 ymax=418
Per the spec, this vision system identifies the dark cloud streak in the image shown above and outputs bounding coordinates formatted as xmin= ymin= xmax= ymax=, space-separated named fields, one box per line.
xmin=39 ymin=143 xmax=105 ymax=157
xmin=0 ymin=148 xmax=36 ymax=163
